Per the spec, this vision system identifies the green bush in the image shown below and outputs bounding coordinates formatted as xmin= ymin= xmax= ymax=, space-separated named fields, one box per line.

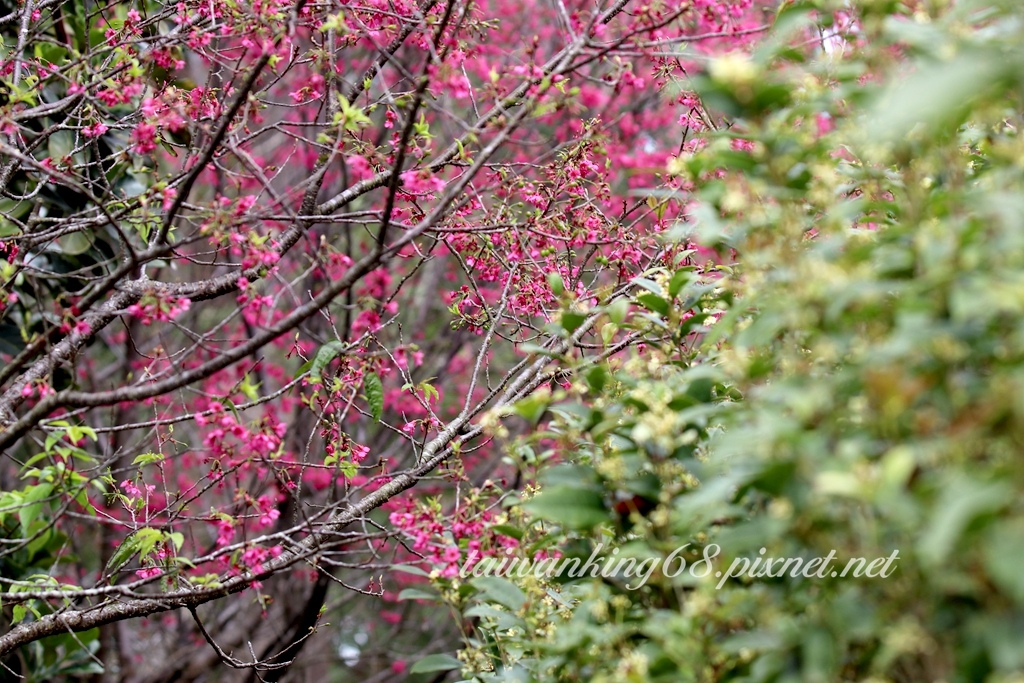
xmin=433 ymin=2 xmax=1024 ymax=681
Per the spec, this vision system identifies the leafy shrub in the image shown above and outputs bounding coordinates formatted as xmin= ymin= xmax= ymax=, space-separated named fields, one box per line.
xmin=438 ymin=2 xmax=1024 ymax=681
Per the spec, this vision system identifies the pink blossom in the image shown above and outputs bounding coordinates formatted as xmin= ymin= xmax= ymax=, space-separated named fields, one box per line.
xmin=82 ymin=122 xmax=109 ymax=138
xmin=350 ymin=443 xmax=370 ymax=463
xmin=214 ymin=518 xmax=236 ymax=547
xmin=161 ymin=187 xmax=178 ymax=211
xmin=400 ymin=169 xmax=445 ymax=195
xmin=816 ymin=112 xmax=835 ymax=137
xmin=351 ymin=309 xmax=381 ymax=336
xmin=135 ymin=566 xmax=163 ymax=579
xmin=141 ymin=98 xmax=160 ymax=118
xmin=131 ymin=123 xmax=158 ymax=154
xmin=120 ymin=479 xmax=156 ymax=499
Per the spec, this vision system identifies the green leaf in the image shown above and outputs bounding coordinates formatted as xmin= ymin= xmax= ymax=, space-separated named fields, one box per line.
xmin=491 ymin=524 xmax=524 ymax=541
xmin=985 ymin=519 xmax=1024 ymax=605
xmin=398 ymin=588 xmax=439 ymax=602
xmin=134 ymin=528 xmax=165 ymax=561
xmin=309 ymin=340 xmax=346 ymax=382
xmin=391 ymin=563 xmax=432 ymax=578
xmin=918 ymin=477 xmax=1011 ymax=565
xmin=239 ymin=373 xmax=261 ymax=402
xmin=522 ymin=486 xmax=609 ymax=530
xmin=132 ymin=452 xmax=164 ymax=466
xmin=513 ymin=394 xmax=550 ymax=425
xmin=416 ymin=379 xmax=439 ymax=403
xmin=18 ymin=483 xmax=53 ymax=530
xmin=636 ymin=293 xmax=670 ymax=316
xmin=631 ymin=277 xmax=664 ymax=296
xmin=167 ymin=532 xmax=184 ymax=552
xmin=606 ymin=298 xmax=630 ymax=324
xmin=473 ymin=576 xmax=528 ymax=612
xmin=539 ymin=463 xmax=600 ymax=488
xmin=868 ymin=47 xmax=1008 ymax=146
xmin=293 ymin=358 xmax=314 ymax=380
xmin=547 ymin=271 xmax=565 ymax=296
xmin=463 ymin=604 xmax=524 ymax=630
xmin=410 ymin=654 xmax=462 ymax=674
xmin=105 ymin=532 xmax=142 ymax=578
xmin=48 ymin=130 xmax=75 ymax=162
xmin=34 ymin=43 xmax=68 ymax=66
xmin=74 ymin=486 xmax=96 ymax=516
xmin=363 ymin=371 xmax=384 ymax=421
xmin=58 ymin=231 xmax=94 ymax=256
xmin=668 ymin=270 xmax=692 ymax=298
xmin=685 ymin=376 xmax=715 ymax=404
xmin=65 ymin=424 xmax=97 ymax=443
xmin=560 ymin=311 xmax=587 ymax=334
xmin=22 ymin=451 xmax=50 ymax=469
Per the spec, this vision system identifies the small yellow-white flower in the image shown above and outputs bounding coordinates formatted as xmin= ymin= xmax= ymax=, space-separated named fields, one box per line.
xmin=709 ymin=52 xmax=760 ymax=89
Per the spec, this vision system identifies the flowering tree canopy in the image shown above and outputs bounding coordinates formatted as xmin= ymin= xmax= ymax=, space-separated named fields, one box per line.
xmin=0 ymin=0 xmax=773 ymax=678
xmin=12 ymin=0 xmax=1018 ymax=681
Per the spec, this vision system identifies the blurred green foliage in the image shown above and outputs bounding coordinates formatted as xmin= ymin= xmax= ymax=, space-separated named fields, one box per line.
xmin=434 ymin=1 xmax=1024 ymax=681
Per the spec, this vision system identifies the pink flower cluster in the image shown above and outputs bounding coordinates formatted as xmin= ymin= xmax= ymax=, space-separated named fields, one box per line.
xmin=120 ymin=479 xmax=156 ymax=499
xmin=0 ymin=240 xmax=18 ymax=263
xmin=254 ymin=493 xmax=281 ymax=529
xmin=213 ymin=516 xmax=236 ymax=547
xmin=400 ymin=169 xmax=446 ymax=197
xmin=136 ymin=566 xmax=163 ymax=579
xmin=126 ymin=293 xmax=191 ymax=325
xmin=129 ymin=95 xmax=189 ymax=155
xmin=240 ymin=544 xmax=283 ymax=576
xmin=236 ymin=278 xmax=275 ymax=326
xmin=321 ymin=425 xmax=371 ymax=472
xmin=82 ymin=122 xmax=109 ymax=138
xmin=19 ymin=380 xmax=54 ymax=399
xmin=105 ymin=9 xmax=143 ymax=47
xmin=392 ymin=346 xmax=424 ymax=371
xmin=228 ymin=233 xmax=281 ymax=273
xmin=0 ymin=289 xmax=17 ymax=314
xmin=388 ymin=495 xmax=519 ymax=579
xmin=96 ymin=80 xmax=144 ymax=107
xmin=197 ymin=404 xmax=287 ymax=480
xmin=150 ymin=47 xmax=185 ymax=72
xmin=131 ymin=122 xmax=158 ymax=154
xmin=135 ymin=545 xmax=171 ymax=579
xmin=288 ymin=72 xmax=325 ymax=103
xmin=428 ymin=52 xmax=472 ymax=100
